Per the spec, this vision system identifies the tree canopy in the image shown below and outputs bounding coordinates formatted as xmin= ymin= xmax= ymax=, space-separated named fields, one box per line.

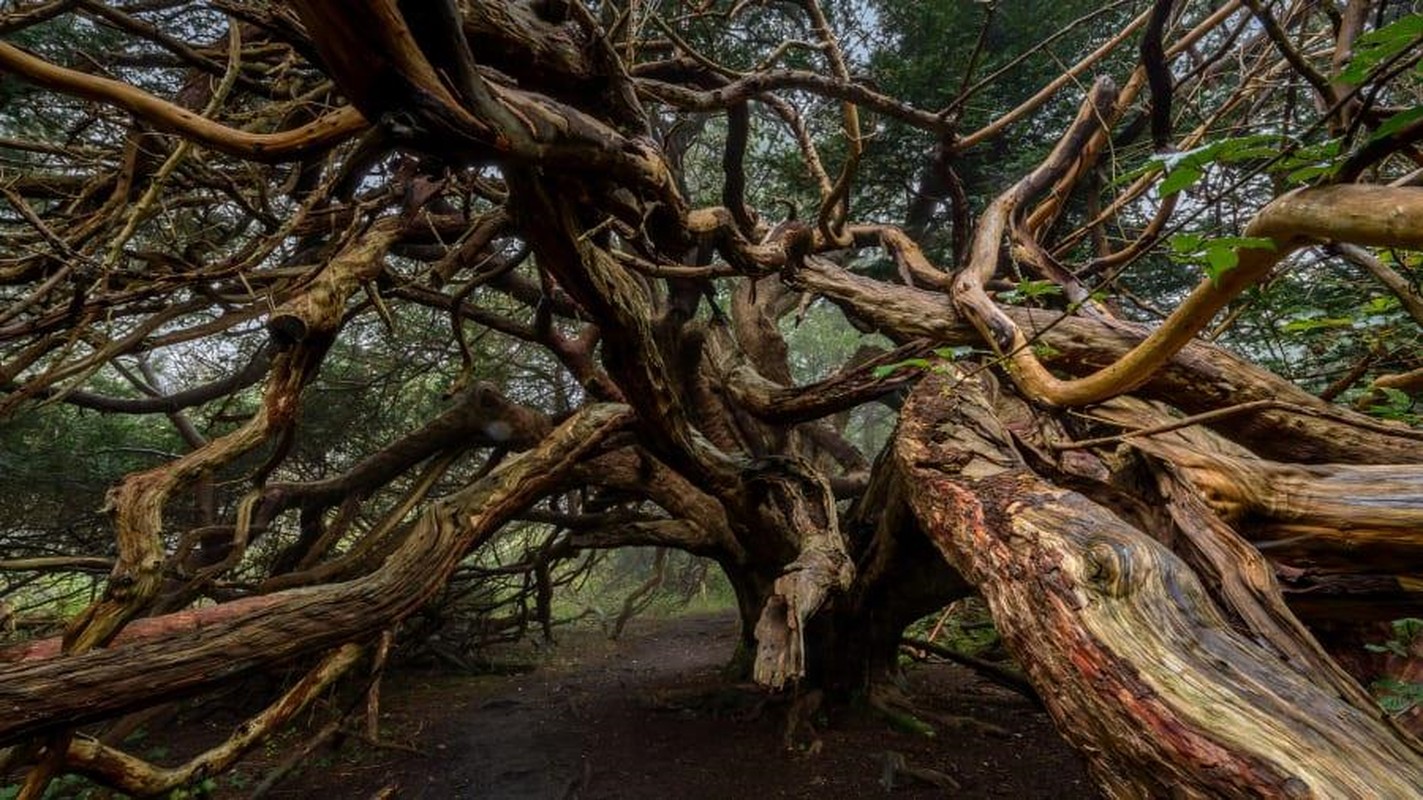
xmin=3 ymin=1 xmax=1423 ymax=796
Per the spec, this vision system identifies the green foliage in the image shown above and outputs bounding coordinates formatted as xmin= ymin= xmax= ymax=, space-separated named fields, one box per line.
xmin=1339 ymin=14 xmax=1423 ymax=85
xmin=1031 ymin=342 xmax=1062 ymax=360
xmin=782 ymin=301 xmax=898 ymax=454
xmin=1145 ymin=135 xmax=1282 ymax=197
xmin=1373 ymin=677 xmax=1423 ymax=716
xmin=1366 ymin=618 xmax=1423 ymax=716
xmin=869 ymin=346 xmax=979 ymax=379
xmin=0 ymin=396 xmax=186 ymax=619
xmin=1167 ymin=234 xmax=1275 ymax=284
xmin=999 ymin=279 xmax=1063 ymax=306
xmin=933 ymin=345 xmax=977 ymax=361
xmin=0 ymin=17 xmax=123 ymax=141
xmin=1125 ymin=134 xmax=1350 ymax=192
xmin=1278 ymin=312 xmax=1357 ymax=334
xmin=1359 ymin=387 xmax=1422 ymax=426
xmin=1276 ymin=139 xmax=1345 ymax=185
xmin=0 ymin=773 xmax=108 ymax=800
xmin=1369 ymin=106 xmax=1423 ymax=143
xmin=860 ymin=0 xmax=1137 ymax=254
xmin=1366 ymin=617 xmax=1423 ymax=657
xmin=164 ymin=778 xmax=218 ymax=800
xmin=871 ymin=358 xmax=931 ymax=379
xmin=904 ymin=598 xmax=1003 ymax=661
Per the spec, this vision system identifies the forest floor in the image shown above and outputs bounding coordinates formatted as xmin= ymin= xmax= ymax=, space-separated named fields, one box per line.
xmin=235 ymin=611 xmax=1098 ymax=799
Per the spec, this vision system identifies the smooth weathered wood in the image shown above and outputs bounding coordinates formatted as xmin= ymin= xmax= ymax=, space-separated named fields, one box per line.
xmin=748 ymin=458 xmax=854 ymax=689
xmin=0 ymin=404 xmax=631 ymax=744
xmin=6 ymin=3 xmax=1423 ymax=796
xmin=62 ymin=644 xmax=362 ymax=796
xmin=795 ymin=257 xmax=1423 ymax=465
xmin=0 ymin=42 xmax=366 ymax=161
xmin=895 ymin=371 xmax=1423 ymax=798
xmin=1094 ymin=400 xmax=1423 ymax=573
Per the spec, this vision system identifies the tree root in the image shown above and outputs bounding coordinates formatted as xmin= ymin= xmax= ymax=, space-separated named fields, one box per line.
xmin=900 ymin=636 xmax=1040 ymax=704
xmin=782 ymin=688 xmax=824 ymax=754
xmin=879 ymin=750 xmax=961 ymax=792
xmin=868 ymin=684 xmax=1011 ymax=739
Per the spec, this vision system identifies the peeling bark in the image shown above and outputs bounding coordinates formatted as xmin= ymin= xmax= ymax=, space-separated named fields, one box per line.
xmin=6 ymin=2 xmax=1423 ymax=796
xmin=748 ymin=458 xmax=854 ymax=690
xmin=0 ymin=404 xmax=631 ymax=744
xmin=896 ymin=370 xmax=1423 ymax=798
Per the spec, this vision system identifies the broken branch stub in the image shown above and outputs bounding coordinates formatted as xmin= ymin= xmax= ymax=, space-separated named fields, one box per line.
xmin=748 ymin=457 xmax=854 ymax=690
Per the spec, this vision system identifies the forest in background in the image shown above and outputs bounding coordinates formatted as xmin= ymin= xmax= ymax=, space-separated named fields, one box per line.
xmin=2 ymin=0 xmax=1423 ymax=796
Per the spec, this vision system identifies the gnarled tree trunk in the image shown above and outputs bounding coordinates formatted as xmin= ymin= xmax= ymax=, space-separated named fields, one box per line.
xmin=4 ymin=2 xmax=1423 ymax=797
xmin=896 ymin=369 xmax=1423 ymax=797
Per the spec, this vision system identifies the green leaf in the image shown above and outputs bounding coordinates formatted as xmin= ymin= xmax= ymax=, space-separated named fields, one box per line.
xmin=1209 ymin=134 xmax=1282 ymax=163
xmin=871 ymin=358 xmax=931 ymax=379
xmin=1281 ymin=316 xmax=1354 ymax=333
xmin=1207 ymin=236 xmax=1277 ymax=251
xmin=1169 ymin=233 xmax=1204 ymax=254
xmin=932 ymin=346 xmax=975 ymax=361
xmin=1341 ymin=14 xmax=1423 ymax=84
xmin=1158 ymin=164 xmax=1202 ymax=196
xmin=1364 ymin=295 xmax=1401 ymax=314
xmin=1271 ymin=138 xmax=1343 ymax=186
xmin=1283 ymin=163 xmax=1337 ymax=185
xmin=1381 ymin=387 xmax=1412 ymax=407
xmin=1015 ymin=279 xmax=1062 ymax=299
xmin=1204 ymin=245 xmax=1238 ymax=283
xmin=1379 ymin=692 xmax=1416 ymax=715
xmin=1391 ymin=617 xmax=1423 ymax=641
xmin=1130 ymin=134 xmax=1287 ymax=191
xmin=1169 ymin=235 xmax=1275 ymax=283
xmin=1370 ymin=106 xmax=1423 ymax=142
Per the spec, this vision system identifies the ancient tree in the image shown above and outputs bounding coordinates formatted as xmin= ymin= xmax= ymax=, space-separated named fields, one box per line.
xmin=2 ymin=0 xmax=1422 ymax=796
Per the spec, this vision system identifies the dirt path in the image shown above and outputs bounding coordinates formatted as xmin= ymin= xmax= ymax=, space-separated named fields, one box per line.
xmin=272 ymin=612 xmax=1097 ymax=799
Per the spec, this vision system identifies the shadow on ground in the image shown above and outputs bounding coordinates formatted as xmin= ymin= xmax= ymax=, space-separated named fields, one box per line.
xmin=260 ymin=611 xmax=1097 ymax=799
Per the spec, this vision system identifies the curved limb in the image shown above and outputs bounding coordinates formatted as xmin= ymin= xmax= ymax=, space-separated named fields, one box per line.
xmin=0 ymin=42 xmax=366 ymax=162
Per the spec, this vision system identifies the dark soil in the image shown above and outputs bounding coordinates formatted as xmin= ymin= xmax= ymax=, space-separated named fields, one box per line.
xmin=260 ymin=611 xmax=1098 ymax=799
